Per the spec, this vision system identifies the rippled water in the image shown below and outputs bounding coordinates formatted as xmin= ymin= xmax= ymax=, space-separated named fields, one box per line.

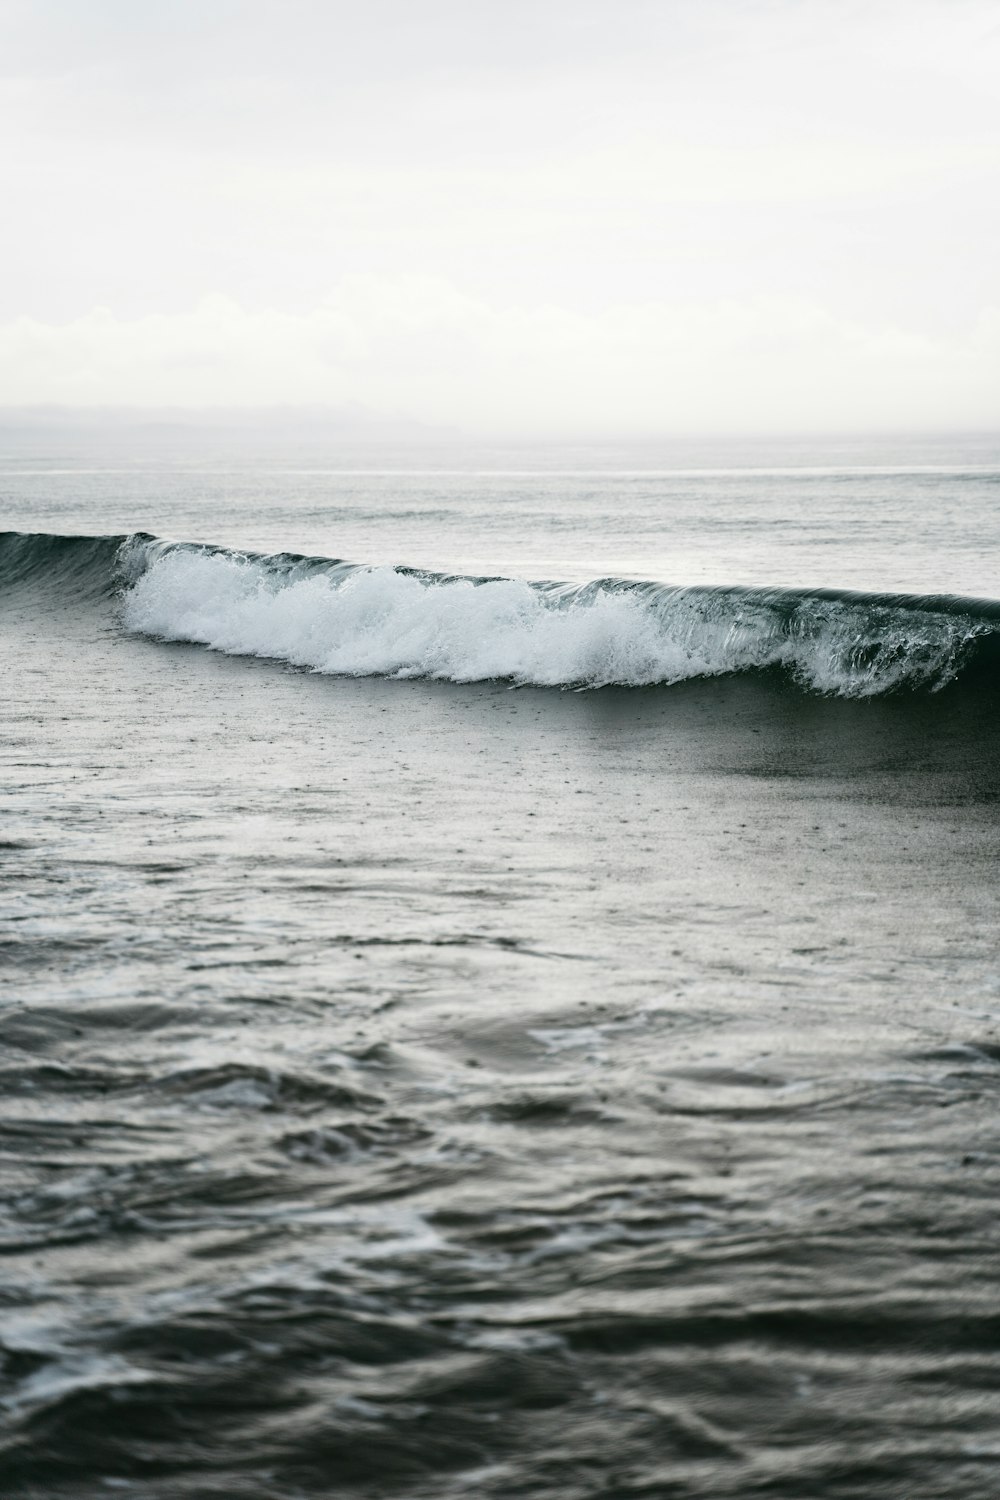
xmin=2 ymin=429 xmax=1000 ymax=1498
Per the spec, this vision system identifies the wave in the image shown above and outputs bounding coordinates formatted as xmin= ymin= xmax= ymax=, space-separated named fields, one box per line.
xmin=4 ymin=529 xmax=1000 ymax=697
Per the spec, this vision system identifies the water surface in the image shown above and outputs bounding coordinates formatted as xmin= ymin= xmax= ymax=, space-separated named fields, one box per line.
xmin=2 ymin=432 xmax=999 ymax=1498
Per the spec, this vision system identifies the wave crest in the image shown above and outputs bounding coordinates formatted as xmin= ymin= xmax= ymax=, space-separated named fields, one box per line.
xmin=116 ymin=537 xmax=992 ymax=697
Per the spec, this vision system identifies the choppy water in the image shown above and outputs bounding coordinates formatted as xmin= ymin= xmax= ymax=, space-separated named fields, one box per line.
xmin=2 ymin=429 xmax=1000 ymax=1498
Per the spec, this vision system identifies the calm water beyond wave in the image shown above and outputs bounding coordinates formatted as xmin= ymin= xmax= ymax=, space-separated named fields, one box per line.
xmin=2 ymin=429 xmax=1000 ymax=1499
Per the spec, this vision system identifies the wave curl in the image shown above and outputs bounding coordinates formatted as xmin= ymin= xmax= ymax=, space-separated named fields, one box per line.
xmin=4 ymin=529 xmax=998 ymax=697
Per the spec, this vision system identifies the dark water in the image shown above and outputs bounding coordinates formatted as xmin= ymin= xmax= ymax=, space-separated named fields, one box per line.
xmin=3 ymin=475 xmax=1000 ymax=1496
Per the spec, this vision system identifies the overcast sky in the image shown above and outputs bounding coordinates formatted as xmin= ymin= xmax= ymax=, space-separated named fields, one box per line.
xmin=2 ymin=0 xmax=999 ymax=434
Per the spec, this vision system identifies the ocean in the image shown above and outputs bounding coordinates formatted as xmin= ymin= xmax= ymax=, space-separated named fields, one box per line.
xmin=2 ymin=426 xmax=1000 ymax=1499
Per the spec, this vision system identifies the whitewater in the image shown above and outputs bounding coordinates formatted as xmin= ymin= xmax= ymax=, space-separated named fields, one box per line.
xmin=115 ymin=535 xmax=997 ymax=697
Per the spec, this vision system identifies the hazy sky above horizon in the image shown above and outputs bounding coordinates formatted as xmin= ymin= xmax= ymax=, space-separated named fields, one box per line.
xmin=3 ymin=0 xmax=999 ymax=435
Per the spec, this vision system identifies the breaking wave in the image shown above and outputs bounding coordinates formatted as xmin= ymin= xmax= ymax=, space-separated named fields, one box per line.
xmin=4 ymin=529 xmax=999 ymax=697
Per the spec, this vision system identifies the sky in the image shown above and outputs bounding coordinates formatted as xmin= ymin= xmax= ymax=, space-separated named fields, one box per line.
xmin=2 ymin=0 xmax=999 ymax=435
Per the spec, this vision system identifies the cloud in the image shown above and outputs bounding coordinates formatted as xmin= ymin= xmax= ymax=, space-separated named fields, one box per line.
xmin=1 ymin=1 xmax=998 ymax=430
xmin=2 ymin=278 xmax=997 ymax=435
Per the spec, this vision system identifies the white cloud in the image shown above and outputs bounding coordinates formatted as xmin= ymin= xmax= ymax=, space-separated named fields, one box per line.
xmin=1 ymin=0 xmax=998 ymax=430
xmin=2 ymin=279 xmax=997 ymax=435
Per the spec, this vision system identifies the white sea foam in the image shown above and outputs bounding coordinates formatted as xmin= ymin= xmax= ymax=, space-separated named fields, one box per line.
xmin=120 ymin=543 xmax=983 ymax=697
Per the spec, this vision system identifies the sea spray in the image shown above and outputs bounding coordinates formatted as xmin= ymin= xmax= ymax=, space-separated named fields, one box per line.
xmin=112 ymin=534 xmax=991 ymax=697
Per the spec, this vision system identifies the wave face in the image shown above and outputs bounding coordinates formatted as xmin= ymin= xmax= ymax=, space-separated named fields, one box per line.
xmin=4 ymin=530 xmax=999 ymax=696
xmin=0 ymin=528 xmax=125 ymax=599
